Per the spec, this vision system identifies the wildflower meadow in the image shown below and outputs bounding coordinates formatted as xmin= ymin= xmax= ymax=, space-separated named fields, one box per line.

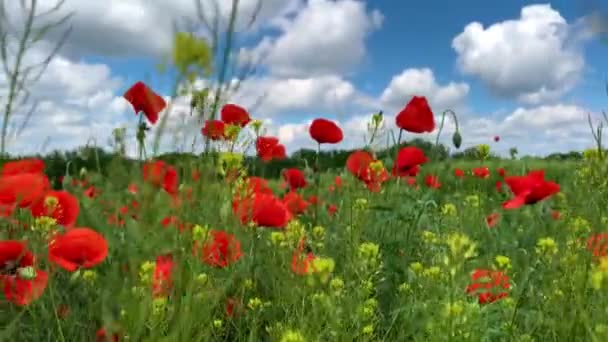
xmin=2 ymin=1 xmax=608 ymax=342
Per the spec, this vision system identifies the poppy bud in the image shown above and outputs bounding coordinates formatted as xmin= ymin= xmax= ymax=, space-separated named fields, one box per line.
xmin=372 ymin=111 xmax=383 ymax=127
xmin=136 ymin=129 xmax=146 ymax=143
xmin=18 ymin=266 xmax=37 ymax=280
xmin=452 ymin=131 xmax=462 ymax=149
xmin=189 ymin=98 xmax=197 ymax=116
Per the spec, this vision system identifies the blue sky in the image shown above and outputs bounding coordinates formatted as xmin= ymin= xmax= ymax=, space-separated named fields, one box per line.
xmin=2 ymin=0 xmax=608 ymax=156
xmin=103 ymin=0 xmax=607 ymax=113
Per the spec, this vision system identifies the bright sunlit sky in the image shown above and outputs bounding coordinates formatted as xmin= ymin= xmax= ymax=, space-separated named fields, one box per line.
xmin=2 ymin=0 xmax=608 ymax=157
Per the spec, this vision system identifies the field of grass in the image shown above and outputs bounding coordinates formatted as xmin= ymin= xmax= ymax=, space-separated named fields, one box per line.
xmin=2 ymin=145 xmax=608 ymax=341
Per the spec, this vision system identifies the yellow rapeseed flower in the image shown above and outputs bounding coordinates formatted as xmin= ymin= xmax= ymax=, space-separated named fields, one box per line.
xmin=441 ymin=203 xmax=457 ymax=216
xmin=536 ymin=237 xmax=558 ymax=256
xmin=495 ymin=255 xmax=512 ymax=270
xmin=280 ymin=329 xmax=306 ymax=342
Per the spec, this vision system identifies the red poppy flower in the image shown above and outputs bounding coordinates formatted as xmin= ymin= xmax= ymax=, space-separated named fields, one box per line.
xmin=502 ymin=170 xmax=560 ymax=209
xmin=241 ymin=177 xmax=274 ymax=196
xmin=161 ymin=216 xmax=183 ymax=230
xmin=495 ymin=180 xmax=503 ymax=192
xmin=233 ymin=193 xmax=292 ymax=228
xmin=255 ymin=136 xmax=278 ymax=155
xmin=48 ymin=228 xmax=108 ymax=272
xmin=291 ymin=239 xmax=315 ymax=275
xmin=255 ymin=136 xmax=286 ymax=162
xmin=392 ymin=146 xmax=427 ymax=177
xmin=195 ymin=230 xmax=243 ymax=268
xmin=395 ymin=164 xmax=419 ymax=180
xmin=473 ymin=166 xmax=490 ymax=179
xmin=405 ymin=176 xmax=418 ymax=188
xmin=152 ymin=254 xmax=174 ymax=297
xmin=202 ymin=120 xmax=226 ymax=140
xmin=0 ymin=204 xmax=14 ymax=218
xmin=282 ymin=168 xmax=307 ymax=191
xmin=192 ymin=170 xmax=201 ymax=181
xmin=425 ymin=175 xmax=441 ymax=189
xmin=142 ymin=160 xmax=179 ymax=195
xmin=465 ymin=269 xmax=510 ymax=305
xmin=334 ymin=175 xmax=342 ymax=187
xmin=1 ymin=158 xmax=45 ymax=176
xmin=551 ymin=210 xmax=561 ymax=220
xmin=96 ymin=327 xmax=120 ymax=342
xmin=586 ymin=233 xmax=608 ymax=259
xmin=395 ymin=96 xmax=435 ymax=133
xmin=308 ymin=195 xmax=321 ymax=206
xmin=497 ymin=168 xmax=506 ymax=178
xmin=327 ymin=203 xmax=338 ymax=216
xmin=221 ymin=104 xmax=251 ymax=127
xmin=346 ymin=150 xmax=374 ymax=180
xmin=127 ymin=183 xmax=138 ymax=194
xmin=123 ymin=81 xmax=166 ymax=125
xmin=0 ymin=240 xmax=48 ymax=306
xmin=454 ymin=168 xmax=465 ymax=178
xmin=309 ymin=118 xmax=343 ymax=144
xmin=282 ymin=191 xmax=309 ymax=216
xmin=0 ymin=172 xmax=50 ymax=208
xmin=233 ymin=177 xmax=273 ymax=205
xmin=485 ymin=212 xmax=500 ymax=228
xmin=30 ymin=190 xmax=79 ymax=227
xmin=345 ymin=150 xmax=389 ymax=191
xmin=272 ymin=144 xmax=287 ymax=160
xmin=365 ymin=167 xmax=390 ymax=192
xmin=106 ymin=214 xmax=125 ymax=228
xmin=84 ymin=186 xmax=100 ymax=199
xmin=225 ymin=297 xmax=245 ymax=318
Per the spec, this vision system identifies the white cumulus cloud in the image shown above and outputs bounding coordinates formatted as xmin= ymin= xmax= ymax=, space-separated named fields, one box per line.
xmin=452 ymin=4 xmax=589 ymax=105
xmin=379 ymin=68 xmax=470 ymax=114
xmin=248 ymin=0 xmax=383 ymax=77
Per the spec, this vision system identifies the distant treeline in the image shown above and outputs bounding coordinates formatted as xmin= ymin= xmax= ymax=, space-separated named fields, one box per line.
xmin=0 ymin=138 xmax=585 ymax=181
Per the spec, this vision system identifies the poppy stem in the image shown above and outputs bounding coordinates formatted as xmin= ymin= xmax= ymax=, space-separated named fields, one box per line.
xmin=251 ymin=225 xmax=259 ymax=280
xmin=435 ymin=109 xmax=459 ymax=146
xmin=314 ymin=142 xmax=321 ymax=225
xmin=435 ymin=109 xmax=461 ymax=153
xmin=49 ymin=273 xmax=67 ymax=342
xmin=137 ymin=114 xmax=143 ymax=160
xmin=136 ymin=114 xmax=147 ymax=161
xmin=396 ymin=129 xmax=403 ymax=147
xmin=587 ymin=112 xmax=604 ymax=160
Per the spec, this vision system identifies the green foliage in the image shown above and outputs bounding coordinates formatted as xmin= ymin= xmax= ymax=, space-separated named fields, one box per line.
xmin=0 ymin=138 xmax=590 ymax=184
xmin=171 ymin=32 xmax=213 ymax=87
xmin=1 ymin=148 xmax=605 ymax=341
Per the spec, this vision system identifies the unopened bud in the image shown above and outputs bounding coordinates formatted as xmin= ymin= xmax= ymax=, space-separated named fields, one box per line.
xmin=452 ymin=131 xmax=462 ymax=149
xmin=372 ymin=111 xmax=383 ymax=127
xmin=18 ymin=266 xmax=37 ymax=280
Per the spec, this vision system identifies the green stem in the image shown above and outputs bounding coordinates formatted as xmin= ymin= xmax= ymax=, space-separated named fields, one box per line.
xmin=49 ymin=274 xmax=67 ymax=342
xmin=396 ymin=129 xmax=403 ymax=147
xmin=203 ymin=0 xmax=240 ymax=155
xmin=435 ymin=109 xmax=459 ymax=149
xmin=137 ymin=113 xmax=145 ymax=161
xmin=1 ymin=0 xmax=37 ymax=156
xmin=314 ymin=142 xmax=321 ymax=225
xmin=508 ymin=263 xmax=534 ymax=336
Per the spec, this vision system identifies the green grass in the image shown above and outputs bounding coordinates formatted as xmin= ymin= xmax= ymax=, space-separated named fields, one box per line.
xmin=1 ymin=155 xmax=608 ymax=342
